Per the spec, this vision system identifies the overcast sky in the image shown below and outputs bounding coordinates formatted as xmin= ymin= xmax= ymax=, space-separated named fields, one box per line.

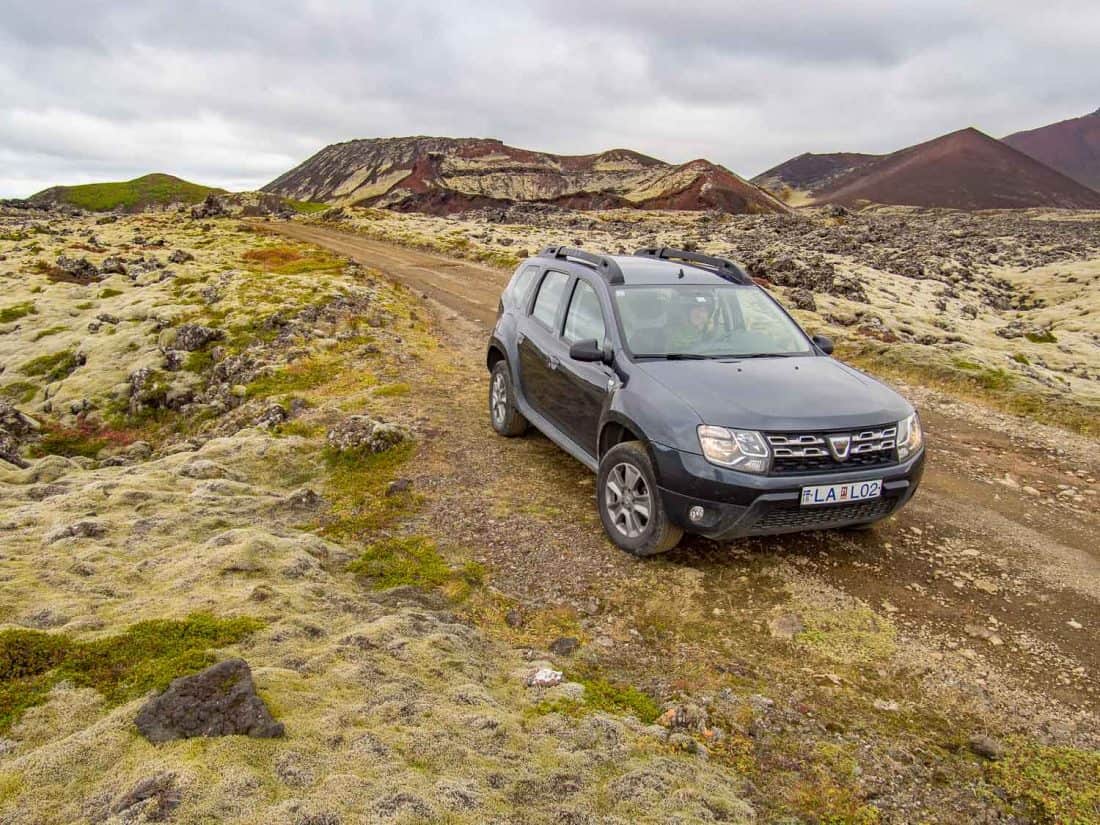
xmin=2 ymin=0 xmax=1097 ymax=197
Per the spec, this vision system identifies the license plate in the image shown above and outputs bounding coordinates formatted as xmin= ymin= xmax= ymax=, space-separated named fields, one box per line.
xmin=801 ymin=479 xmax=882 ymax=506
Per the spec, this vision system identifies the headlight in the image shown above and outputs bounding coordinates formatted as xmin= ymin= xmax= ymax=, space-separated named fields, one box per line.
xmin=697 ymin=425 xmax=770 ymax=474
xmin=896 ymin=411 xmax=923 ymax=460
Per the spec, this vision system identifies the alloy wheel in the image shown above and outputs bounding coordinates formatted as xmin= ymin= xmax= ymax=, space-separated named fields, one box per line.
xmin=604 ymin=462 xmax=652 ymax=538
xmin=490 ymin=372 xmax=507 ymax=426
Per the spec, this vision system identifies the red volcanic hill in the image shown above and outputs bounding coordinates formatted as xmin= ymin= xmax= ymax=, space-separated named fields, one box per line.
xmin=1003 ymin=108 xmax=1100 ymax=192
xmin=752 ymin=151 xmax=880 ymax=195
xmin=812 ymin=128 xmax=1100 ymax=210
xmin=262 ymin=136 xmax=790 ymax=215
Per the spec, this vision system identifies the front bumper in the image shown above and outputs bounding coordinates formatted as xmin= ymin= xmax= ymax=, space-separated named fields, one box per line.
xmin=652 ymin=443 xmax=925 ymax=541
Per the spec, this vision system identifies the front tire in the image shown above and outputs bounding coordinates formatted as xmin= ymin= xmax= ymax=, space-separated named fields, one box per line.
xmin=597 ymin=441 xmax=683 ymax=556
xmin=489 ymin=361 xmax=527 ymax=437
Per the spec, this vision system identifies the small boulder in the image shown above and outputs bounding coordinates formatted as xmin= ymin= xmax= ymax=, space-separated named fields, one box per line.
xmin=549 ymin=637 xmax=580 ymax=657
xmin=135 ymin=658 xmax=284 ymax=743
xmin=111 ymin=772 xmax=181 ymax=821
xmin=168 ymin=249 xmax=195 ymax=264
xmin=968 ymin=733 xmax=1005 ymax=761
xmin=172 ymin=323 xmax=225 ymax=352
xmin=788 ymin=288 xmax=817 ymax=312
xmin=99 ymin=255 xmax=128 ymax=275
xmin=326 ymin=415 xmax=410 ymax=454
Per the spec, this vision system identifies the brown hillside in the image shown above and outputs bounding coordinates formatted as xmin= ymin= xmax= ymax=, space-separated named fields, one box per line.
xmin=261 ymin=136 xmax=790 ymax=215
xmin=1003 ymin=108 xmax=1100 ymax=192
xmin=752 ymin=152 xmax=880 ymax=195
xmin=814 ymin=128 xmax=1100 ymax=210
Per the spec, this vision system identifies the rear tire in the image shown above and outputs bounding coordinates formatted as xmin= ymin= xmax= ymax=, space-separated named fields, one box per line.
xmin=489 ymin=361 xmax=527 ymax=437
xmin=597 ymin=441 xmax=682 ymax=556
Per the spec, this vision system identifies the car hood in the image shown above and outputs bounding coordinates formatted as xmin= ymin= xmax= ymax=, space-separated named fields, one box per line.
xmin=634 ymin=356 xmax=911 ymax=432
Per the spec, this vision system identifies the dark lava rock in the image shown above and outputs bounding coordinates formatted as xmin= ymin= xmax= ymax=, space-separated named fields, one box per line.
xmin=167 ymin=249 xmax=194 ymax=264
xmin=134 ymin=658 xmax=284 ymax=743
xmin=174 ymin=323 xmax=225 ymax=351
xmin=385 ymin=478 xmax=412 ymax=496
xmin=549 ymin=637 xmax=580 ymax=656
xmin=56 ymin=255 xmax=102 ymax=283
xmin=787 ymin=288 xmax=817 ymax=312
xmin=99 ymin=255 xmax=127 ymax=275
xmin=110 ymin=772 xmax=181 ymax=822
xmin=504 ymin=609 xmax=524 ymax=628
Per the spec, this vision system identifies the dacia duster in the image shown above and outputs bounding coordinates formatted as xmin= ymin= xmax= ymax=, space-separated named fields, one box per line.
xmin=486 ymin=246 xmax=924 ymax=555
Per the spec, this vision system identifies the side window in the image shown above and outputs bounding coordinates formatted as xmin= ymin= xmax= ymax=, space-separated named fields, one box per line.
xmin=507 ymin=265 xmax=540 ymax=308
xmin=530 ymin=270 xmax=569 ymax=329
xmin=563 ymin=280 xmax=606 ymax=344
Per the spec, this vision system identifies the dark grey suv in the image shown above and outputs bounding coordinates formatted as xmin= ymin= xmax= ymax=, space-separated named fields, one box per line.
xmin=486 ymin=246 xmax=924 ymax=555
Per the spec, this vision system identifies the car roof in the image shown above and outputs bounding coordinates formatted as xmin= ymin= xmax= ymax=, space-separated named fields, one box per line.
xmin=609 ymin=256 xmax=740 ymax=286
xmin=531 ymin=252 xmax=750 ymax=287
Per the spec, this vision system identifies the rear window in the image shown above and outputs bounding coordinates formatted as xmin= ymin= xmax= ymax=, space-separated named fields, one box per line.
xmin=531 ymin=271 xmax=569 ymax=329
xmin=506 ymin=265 xmax=540 ymax=308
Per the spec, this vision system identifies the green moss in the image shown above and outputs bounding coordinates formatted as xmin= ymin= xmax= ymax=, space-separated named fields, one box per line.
xmin=0 ymin=301 xmax=35 ymax=323
xmin=98 ymin=287 xmax=123 ymax=299
xmin=286 ymin=200 xmax=330 ymax=214
xmin=320 ymin=440 xmax=419 ymax=540
xmin=1011 ymin=353 xmax=1030 ymax=365
xmin=348 ymin=535 xmax=452 ymax=589
xmin=988 ymin=743 xmax=1100 ymax=824
xmin=567 ymin=671 xmax=660 ymax=723
xmin=245 ymin=359 xmax=340 ymax=398
xmin=0 ymin=381 xmax=38 ymax=404
xmin=75 ymin=301 xmax=94 ymax=310
xmin=31 ymin=325 xmax=67 ymax=341
xmin=31 ymin=173 xmax=222 ymax=212
xmin=184 ymin=348 xmax=215 ymax=374
xmin=1024 ymin=330 xmax=1057 ymax=344
xmin=0 ymin=614 xmax=262 ymax=733
xmin=374 ymin=382 xmax=411 ymax=398
xmin=19 ymin=349 xmax=78 ymax=382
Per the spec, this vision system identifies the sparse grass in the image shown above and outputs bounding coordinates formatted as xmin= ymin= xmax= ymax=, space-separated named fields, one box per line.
xmin=31 ymin=173 xmax=221 ymax=212
xmin=19 ymin=349 xmax=78 ymax=382
xmin=847 ymin=345 xmax=1099 ymax=437
xmin=0 ymin=614 xmax=263 ymax=733
xmin=988 ymin=743 xmax=1100 ymax=824
xmin=0 ymin=301 xmax=35 ymax=323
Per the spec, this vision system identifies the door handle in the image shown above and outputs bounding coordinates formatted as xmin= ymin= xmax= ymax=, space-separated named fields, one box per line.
xmin=548 ymin=356 xmax=560 ymax=370
xmin=517 ymin=332 xmax=526 ymax=345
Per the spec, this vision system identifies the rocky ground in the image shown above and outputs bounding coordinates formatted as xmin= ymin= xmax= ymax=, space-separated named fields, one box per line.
xmin=0 ymin=202 xmax=1097 ymax=824
xmin=317 ymin=203 xmax=1100 ymax=433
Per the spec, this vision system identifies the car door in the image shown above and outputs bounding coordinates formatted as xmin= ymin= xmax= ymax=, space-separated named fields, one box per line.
xmin=554 ymin=278 xmax=612 ymax=456
xmin=518 ymin=269 xmax=570 ymax=418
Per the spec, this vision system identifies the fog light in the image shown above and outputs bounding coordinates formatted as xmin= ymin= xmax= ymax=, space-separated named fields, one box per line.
xmin=689 ymin=506 xmax=705 ymax=523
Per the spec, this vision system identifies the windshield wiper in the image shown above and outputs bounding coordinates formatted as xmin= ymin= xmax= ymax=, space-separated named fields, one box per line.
xmin=636 ymin=352 xmax=711 ymax=360
xmin=715 ymin=353 xmax=792 ymax=359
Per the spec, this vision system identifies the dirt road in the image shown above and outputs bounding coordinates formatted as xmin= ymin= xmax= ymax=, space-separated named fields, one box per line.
xmin=266 ymin=220 xmax=1099 ymax=718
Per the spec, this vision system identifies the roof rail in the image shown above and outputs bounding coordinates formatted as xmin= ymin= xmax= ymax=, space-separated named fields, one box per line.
xmin=633 ymin=247 xmax=753 ymax=285
xmin=540 ymin=245 xmax=624 ymax=284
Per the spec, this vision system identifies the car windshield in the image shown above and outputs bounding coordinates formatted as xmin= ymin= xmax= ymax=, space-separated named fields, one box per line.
xmin=612 ymin=285 xmax=813 ymax=358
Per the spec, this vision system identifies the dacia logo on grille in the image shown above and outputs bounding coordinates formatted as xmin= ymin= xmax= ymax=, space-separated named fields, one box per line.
xmin=827 ymin=434 xmax=852 ymax=461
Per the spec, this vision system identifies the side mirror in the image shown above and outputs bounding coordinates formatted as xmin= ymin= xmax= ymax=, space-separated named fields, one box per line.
xmin=811 ymin=334 xmax=834 ymax=355
xmin=569 ymin=338 xmax=610 ymax=363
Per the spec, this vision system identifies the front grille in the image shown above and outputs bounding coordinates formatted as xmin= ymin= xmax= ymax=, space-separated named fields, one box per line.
xmin=767 ymin=425 xmax=898 ymax=476
xmin=754 ymin=497 xmax=895 ymax=531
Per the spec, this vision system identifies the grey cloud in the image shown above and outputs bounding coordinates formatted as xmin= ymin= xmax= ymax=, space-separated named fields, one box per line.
xmin=1 ymin=0 xmax=1098 ymax=197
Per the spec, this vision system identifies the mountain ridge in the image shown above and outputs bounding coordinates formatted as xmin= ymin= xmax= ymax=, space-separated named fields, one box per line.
xmin=1003 ymin=108 xmax=1100 ymax=191
xmin=261 ymin=136 xmax=791 ymax=215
